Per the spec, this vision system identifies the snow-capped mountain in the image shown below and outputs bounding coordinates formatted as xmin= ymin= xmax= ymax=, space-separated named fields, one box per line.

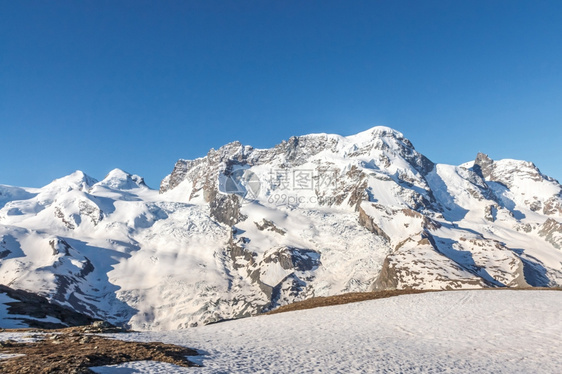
xmin=1 ymin=126 xmax=561 ymax=330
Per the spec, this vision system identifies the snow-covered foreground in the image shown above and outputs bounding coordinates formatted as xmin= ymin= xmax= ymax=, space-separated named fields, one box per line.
xmin=92 ymin=290 xmax=562 ymax=373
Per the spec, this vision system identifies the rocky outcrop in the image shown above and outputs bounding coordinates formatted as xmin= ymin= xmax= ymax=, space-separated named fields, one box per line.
xmin=54 ymin=207 xmax=76 ymax=230
xmin=209 ymin=192 xmax=245 ymax=226
xmin=485 ymin=204 xmax=498 ymax=222
xmin=473 ymin=152 xmax=548 ymax=189
xmin=401 ymin=208 xmax=442 ymax=230
xmin=473 ymin=153 xmax=495 ymax=180
xmin=261 ymin=247 xmax=320 ymax=272
xmin=255 ymin=219 xmax=286 ymax=235
xmin=543 ymin=196 xmax=562 ymax=216
xmin=372 ymin=230 xmax=533 ymax=291
xmin=49 ymin=238 xmax=71 ymax=256
xmin=539 ymin=218 xmax=562 ymax=249
xmin=78 ymin=201 xmax=103 ymax=225
xmin=160 ymin=141 xmax=248 ymax=194
xmin=372 ymin=257 xmax=399 ymax=290
xmin=227 ymin=229 xmax=255 ymax=269
xmin=358 ymin=206 xmax=390 ymax=242
xmin=246 ymin=247 xmax=320 ymax=302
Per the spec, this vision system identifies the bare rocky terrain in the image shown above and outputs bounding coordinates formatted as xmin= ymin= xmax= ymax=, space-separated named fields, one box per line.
xmin=0 ymin=324 xmax=199 ymax=373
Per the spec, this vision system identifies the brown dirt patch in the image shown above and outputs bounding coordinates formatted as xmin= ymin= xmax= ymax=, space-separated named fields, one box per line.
xmin=0 ymin=332 xmax=199 ymax=373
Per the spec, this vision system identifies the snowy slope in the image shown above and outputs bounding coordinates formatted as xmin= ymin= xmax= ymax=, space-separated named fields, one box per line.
xmin=1 ymin=126 xmax=562 ymax=330
xmin=90 ymin=290 xmax=562 ymax=373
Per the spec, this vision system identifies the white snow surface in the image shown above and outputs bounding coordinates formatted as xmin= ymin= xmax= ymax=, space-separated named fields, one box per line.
xmin=90 ymin=290 xmax=562 ymax=373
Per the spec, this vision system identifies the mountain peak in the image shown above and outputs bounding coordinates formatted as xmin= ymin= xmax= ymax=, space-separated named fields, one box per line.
xmin=473 ymin=153 xmax=494 ymax=178
xmin=46 ymin=170 xmax=98 ymax=191
xmin=343 ymin=126 xmax=415 ymax=151
xmin=350 ymin=126 xmax=405 ymax=140
xmin=299 ymin=126 xmax=405 ymax=145
xmin=96 ymin=168 xmax=147 ymax=190
xmin=471 ymin=152 xmax=558 ymax=190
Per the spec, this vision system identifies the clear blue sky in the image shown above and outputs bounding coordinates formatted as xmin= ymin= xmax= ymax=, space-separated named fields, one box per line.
xmin=1 ymin=0 xmax=561 ymax=188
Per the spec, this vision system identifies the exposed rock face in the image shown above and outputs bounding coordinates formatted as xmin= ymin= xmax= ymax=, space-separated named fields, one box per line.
xmin=485 ymin=204 xmax=498 ymax=222
xmin=209 ymin=192 xmax=244 ymax=226
xmin=471 ymin=153 xmax=562 ymax=218
xmin=159 ymin=128 xmax=436 ymax=206
xmin=262 ymin=247 xmax=320 ymax=272
xmin=543 ymin=196 xmax=562 ymax=216
xmin=54 ymin=207 xmax=76 ymax=230
xmin=227 ymin=230 xmax=255 ymax=269
xmin=473 ymin=152 xmax=550 ymax=189
xmin=373 ymin=232 xmax=488 ymax=291
xmin=372 ymin=257 xmax=399 ymax=290
xmin=255 ymin=219 xmax=286 ymax=235
xmin=539 ymin=218 xmax=562 ymax=249
xmin=78 ymin=201 xmax=102 ymax=225
xmin=160 ymin=159 xmax=197 ymax=194
xmin=358 ymin=206 xmax=390 ymax=242
xmin=49 ymin=238 xmax=71 ymax=256
xmin=246 ymin=246 xmax=321 ymax=308
xmin=473 ymin=153 xmax=495 ymax=180
xmin=160 ymin=141 xmax=250 ymax=195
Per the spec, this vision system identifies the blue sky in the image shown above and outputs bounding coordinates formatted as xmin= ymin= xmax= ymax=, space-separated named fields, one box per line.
xmin=1 ymin=0 xmax=561 ymax=188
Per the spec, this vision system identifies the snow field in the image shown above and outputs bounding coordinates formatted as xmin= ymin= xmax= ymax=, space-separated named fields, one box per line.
xmin=92 ymin=290 xmax=562 ymax=373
